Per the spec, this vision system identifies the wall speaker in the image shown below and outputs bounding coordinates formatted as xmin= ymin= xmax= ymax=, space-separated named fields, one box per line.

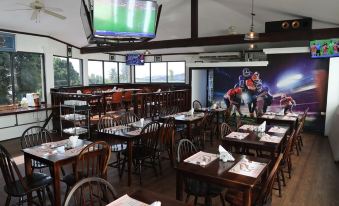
xmin=109 ymin=54 xmax=115 ymax=61
xmin=67 ymin=45 xmax=72 ymax=57
xmin=265 ymin=18 xmax=312 ymax=33
xmin=0 ymin=32 xmax=15 ymax=52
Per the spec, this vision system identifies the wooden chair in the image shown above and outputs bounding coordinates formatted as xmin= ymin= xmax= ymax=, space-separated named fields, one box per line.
xmin=64 ymin=177 xmax=118 ymax=206
xmin=220 ymin=122 xmax=234 ymax=152
xmin=109 ymin=92 xmax=123 ymax=111
xmin=192 ymin=100 xmax=202 ymax=110
xmin=124 ymin=121 xmax=161 ymax=185
xmin=224 ymin=153 xmax=283 ymax=206
xmin=0 ymin=144 xmax=53 ymax=206
xmin=191 ymin=112 xmax=216 ymax=148
xmin=97 ymin=115 xmax=126 ymax=177
xmin=21 ymin=126 xmax=53 ymax=172
xmin=158 ymin=117 xmax=176 ymax=167
xmin=121 ymin=111 xmax=140 ymax=125
xmin=63 ymin=141 xmax=111 ymax=198
xmin=177 ymin=139 xmax=225 ymax=206
xmin=123 ymin=91 xmax=133 ymax=111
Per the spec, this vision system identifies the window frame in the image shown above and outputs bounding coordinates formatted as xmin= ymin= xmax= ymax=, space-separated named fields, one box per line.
xmin=134 ymin=62 xmax=151 ymax=83
xmin=0 ymin=51 xmax=47 ymax=105
xmin=133 ymin=60 xmax=186 ymax=84
xmin=87 ymin=59 xmax=104 ymax=85
xmin=53 ymin=55 xmax=83 ymax=87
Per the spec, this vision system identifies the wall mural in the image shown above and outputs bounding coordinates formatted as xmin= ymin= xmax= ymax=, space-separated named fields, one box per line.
xmin=212 ymin=53 xmax=329 ymax=132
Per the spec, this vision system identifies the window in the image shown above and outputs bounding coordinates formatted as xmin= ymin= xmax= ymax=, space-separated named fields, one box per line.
xmin=104 ymin=62 xmax=118 ymax=84
xmin=53 ymin=56 xmax=68 ymax=87
xmin=168 ymin=61 xmax=186 ymax=82
xmin=13 ymin=53 xmax=44 ymax=102
xmin=151 ymin=62 xmax=167 ymax=82
xmin=69 ymin=58 xmax=82 ymax=86
xmin=118 ymin=63 xmax=131 ymax=83
xmin=53 ymin=56 xmax=83 ymax=87
xmin=88 ymin=60 xmax=103 ymax=84
xmin=135 ymin=63 xmax=150 ymax=83
xmin=0 ymin=52 xmax=12 ymax=105
xmin=0 ymin=52 xmax=45 ymax=105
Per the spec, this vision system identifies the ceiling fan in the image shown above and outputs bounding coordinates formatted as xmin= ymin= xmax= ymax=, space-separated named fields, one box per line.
xmin=6 ymin=0 xmax=66 ymax=21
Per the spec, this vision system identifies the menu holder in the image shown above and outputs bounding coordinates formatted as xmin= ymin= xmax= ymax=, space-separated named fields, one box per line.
xmin=226 ymin=132 xmax=249 ymax=140
xmin=229 ymin=159 xmax=267 ymax=178
xmin=106 ymin=194 xmax=149 ymax=206
xmin=184 ymin=151 xmax=218 ymax=166
xmin=259 ymin=134 xmax=283 ymax=143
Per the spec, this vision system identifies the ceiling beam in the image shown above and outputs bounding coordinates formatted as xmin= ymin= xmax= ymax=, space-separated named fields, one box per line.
xmin=80 ymin=28 xmax=339 ymax=54
xmin=191 ymin=0 xmax=198 ymax=38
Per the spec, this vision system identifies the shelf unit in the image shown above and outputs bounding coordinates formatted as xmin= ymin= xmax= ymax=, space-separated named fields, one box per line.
xmin=59 ymin=104 xmax=91 ymax=139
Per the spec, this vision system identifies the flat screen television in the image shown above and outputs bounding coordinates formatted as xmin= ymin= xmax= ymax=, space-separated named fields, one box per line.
xmin=126 ymin=53 xmax=145 ymax=65
xmin=93 ymin=0 xmax=158 ymax=39
xmin=310 ymin=39 xmax=339 ymax=58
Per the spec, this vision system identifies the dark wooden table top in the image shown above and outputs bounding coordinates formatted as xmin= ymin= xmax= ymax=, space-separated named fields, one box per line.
xmin=22 ymin=139 xmax=92 ymax=164
xmin=223 ymin=124 xmax=290 ymax=150
xmin=97 ymin=125 xmax=143 ymax=139
xmin=195 ymin=107 xmax=227 ymax=112
xmin=130 ymin=189 xmax=191 ymax=206
xmin=176 ymin=153 xmax=271 ymax=190
xmin=160 ymin=112 xmax=205 ymax=123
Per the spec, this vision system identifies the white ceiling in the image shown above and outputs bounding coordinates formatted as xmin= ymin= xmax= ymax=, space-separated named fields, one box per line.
xmin=0 ymin=0 xmax=338 ymax=53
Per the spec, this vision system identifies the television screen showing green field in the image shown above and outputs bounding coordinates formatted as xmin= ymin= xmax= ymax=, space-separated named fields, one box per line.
xmin=310 ymin=39 xmax=339 ymax=58
xmin=93 ymin=0 xmax=158 ymax=38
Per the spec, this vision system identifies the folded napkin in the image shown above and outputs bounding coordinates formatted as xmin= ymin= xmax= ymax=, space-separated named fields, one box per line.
xmin=259 ymin=134 xmax=282 ymax=143
xmin=150 ymin=201 xmax=161 ymax=206
xmin=219 ymin=145 xmax=235 ymax=162
xmin=226 ymin=132 xmax=249 ymax=140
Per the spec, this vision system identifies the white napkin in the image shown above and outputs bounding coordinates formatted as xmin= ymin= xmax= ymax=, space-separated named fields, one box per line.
xmin=150 ymin=201 xmax=161 ymax=206
xmin=112 ymin=86 xmax=117 ymax=91
xmin=257 ymin=121 xmax=266 ymax=133
xmin=140 ymin=118 xmax=144 ymax=126
xmin=156 ymin=89 xmax=161 ymax=93
xmin=219 ymin=145 xmax=235 ymax=162
xmin=190 ymin=108 xmax=194 ymax=116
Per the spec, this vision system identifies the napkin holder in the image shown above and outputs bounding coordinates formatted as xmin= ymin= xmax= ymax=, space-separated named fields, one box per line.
xmin=219 ymin=145 xmax=235 ymax=162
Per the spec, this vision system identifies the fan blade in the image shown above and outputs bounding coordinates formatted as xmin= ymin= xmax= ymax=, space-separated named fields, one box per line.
xmin=42 ymin=9 xmax=66 ymax=20
xmin=45 ymin=7 xmax=63 ymax=12
xmin=5 ymin=9 xmax=33 ymax=11
xmin=31 ymin=10 xmax=38 ymax=21
xmin=16 ymin=2 xmax=31 ymax=8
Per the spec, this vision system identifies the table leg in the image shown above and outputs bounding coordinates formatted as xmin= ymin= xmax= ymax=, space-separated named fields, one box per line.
xmin=176 ymin=170 xmax=183 ymax=201
xmin=51 ymin=164 xmax=61 ymax=206
xmin=24 ymin=154 xmax=33 ymax=206
xmin=127 ymin=140 xmax=133 ymax=186
xmin=243 ymin=189 xmax=252 ymax=206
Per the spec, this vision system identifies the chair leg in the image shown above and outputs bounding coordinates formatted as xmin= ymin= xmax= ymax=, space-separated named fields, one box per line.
xmin=151 ymin=158 xmax=158 ymax=177
xmin=280 ymin=168 xmax=286 ymax=187
xmin=5 ymin=195 xmax=11 ymax=206
xmin=37 ymin=190 xmax=44 ymax=206
xmin=46 ymin=186 xmax=54 ymax=206
xmin=185 ymin=194 xmax=190 ymax=203
xmin=158 ymin=153 xmax=163 ymax=175
xmin=219 ymin=193 xmax=226 ymax=206
xmin=194 ymin=196 xmax=198 ymax=206
xmin=287 ymin=157 xmax=292 ymax=178
xmin=204 ymin=196 xmax=212 ymax=206
xmin=276 ymin=172 xmax=282 ymax=197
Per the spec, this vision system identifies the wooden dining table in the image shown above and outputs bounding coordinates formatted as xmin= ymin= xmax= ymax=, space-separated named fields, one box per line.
xmin=194 ymin=107 xmax=227 ymax=137
xmin=160 ymin=112 xmax=205 ymax=139
xmin=222 ymin=124 xmax=290 ymax=158
xmin=23 ymin=139 xmax=92 ymax=206
xmin=96 ymin=124 xmax=143 ymax=186
xmin=257 ymin=112 xmax=300 ymax=131
xmin=176 ymin=153 xmax=270 ymax=206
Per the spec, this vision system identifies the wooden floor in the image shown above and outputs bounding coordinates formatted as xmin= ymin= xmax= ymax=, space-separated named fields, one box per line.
xmin=0 ymin=132 xmax=338 ymax=206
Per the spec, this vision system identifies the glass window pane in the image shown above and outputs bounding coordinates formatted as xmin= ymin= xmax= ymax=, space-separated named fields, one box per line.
xmin=54 ymin=56 xmax=68 ymax=87
xmin=151 ymin=62 xmax=167 ymax=82
xmin=135 ymin=63 xmax=150 ymax=83
xmin=0 ymin=52 xmax=12 ymax=105
xmin=69 ymin=58 xmax=82 ymax=86
xmin=118 ymin=63 xmax=131 ymax=83
xmin=14 ymin=52 xmax=44 ymax=103
xmin=104 ymin=62 xmax=118 ymax=84
xmin=168 ymin=62 xmax=186 ymax=82
xmin=88 ymin=61 xmax=103 ymax=84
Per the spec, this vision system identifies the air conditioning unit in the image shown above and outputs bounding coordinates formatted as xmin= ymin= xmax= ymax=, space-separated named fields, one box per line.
xmin=244 ymin=51 xmax=267 ymax=61
xmin=0 ymin=32 xmax=16 ymax=52
xmin=198 ymin=52 xmax=242 ymax=62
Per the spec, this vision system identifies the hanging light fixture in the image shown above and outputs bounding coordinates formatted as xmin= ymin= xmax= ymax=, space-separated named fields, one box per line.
xmin=244 ymin=0 xmax=259 ymax=41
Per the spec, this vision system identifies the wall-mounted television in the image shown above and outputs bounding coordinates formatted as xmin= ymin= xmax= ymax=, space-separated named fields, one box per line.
xmin=126 ymin=53 xmax=145 ymax=65
xmin=93 ymin=0 xmax=159 ymax=39
xmin=310 ymin=39 xmax=339 ymax=58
